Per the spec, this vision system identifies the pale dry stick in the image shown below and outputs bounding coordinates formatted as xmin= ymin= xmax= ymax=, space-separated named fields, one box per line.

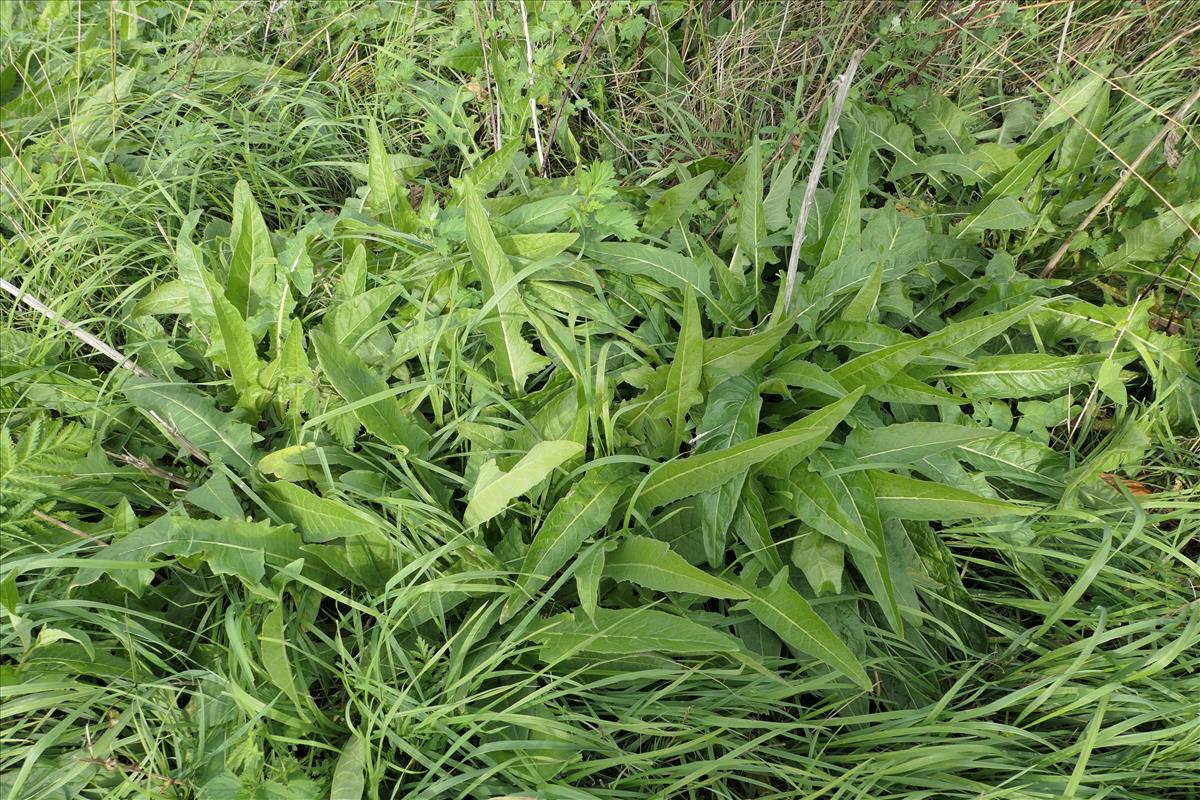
xmin=781 ymin=48 xmax=865 ymax=314
xmin=0 ymin=278 xmax=211 ymax=465
xmin=1056 ymin=1 xmax=1074 ymax=65
xmin=542 ymin=0 xmax=613 ymax=176
xmin=1041 ymin=85 xmax=1200 ymax=278
xmin=518 ymin=0 xmax=545 ymax=172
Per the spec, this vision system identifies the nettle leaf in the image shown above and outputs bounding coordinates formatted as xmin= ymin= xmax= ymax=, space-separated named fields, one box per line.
xmin=736 ymin=569 xmax=871 ymax=690
xmin=636 ymin=390 xmax=861 ymax=511
xmin=604 ymin=535 xmax=748 ymax=599
xmin=465 ymin=440 xmax=584 ymax=527
xmin=534 ymin=607 xmax=739 ymax=661
xmin=504 ymin=463 xmax=634 ymax=622
xmin=462 ymin=177 xmax=549 ymax=393
xmin=124 ymin=378 xmax=258 ymax=474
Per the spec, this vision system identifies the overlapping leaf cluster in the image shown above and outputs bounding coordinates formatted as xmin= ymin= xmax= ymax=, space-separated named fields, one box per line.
xmin=4 ymin=59 xmax=1199 ymax=798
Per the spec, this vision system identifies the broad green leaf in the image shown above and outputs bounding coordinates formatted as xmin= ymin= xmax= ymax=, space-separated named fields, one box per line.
xmin=958 ymin=432 xmax=1069 ymax=495
xmin=701 ymin=322 xmax=791 ymax=389
xmin=462 ymin=178 xmax=549 ymax=393
xmin=587 ymin=241 xmax=710 ymax=296
xmin=465 ymin=440 xmax=584 ymax=527
xmin=637 ymin=390 xmax=860 ymax=510
xmin=643 ymin=170 xmax=713 ymax=237
xmin=737 ymin=569 xmax=871 ymax=690
xmin=175 ymin=211 xmax=222 ymax=354
xmin=334 ymin=244 xmax=367 ymax=303
xmin=264 ymin=482 xmax=383 ymax=543
xmin=939 ymin=353 xmax=1120 ymax=399
xmin=737 ymin=139 xmax=767 ymax=278
xmin=784 ymin=469 xmax=879 ymax=556
xmin=840 ymin=261 xmax=884 ymax=323
xmin=956 ymin=134 xmax=1062 ymax=235
xmin=965 ymin=196 xmax=1037 ymax=231
xmin=132 ymin=279 xmax=188 ymax=316
xmin=504 ymin=464 xmax=633 ymax=622
xmin=913 ymin=91 xmax=973 ymax=153
xmin=75 ymin=516 xmax=310 ymax=596
xmin=811 ymin=451 xmax=901 ymax=632
xmin=695 ymin=373 xmax=762 ymax=566
xmin=330 ymin=735 xmax=366 ymax=800
xmin=1099 ymin=201 xmax=1200 ymax=272
xmin=575 ymin=544 xmax=605 ymax=622
xmin=184 ymin=471 xmax=243 ymax=519
xmin=846 ymin=422 xmax=998 ymax=465
xmin=830 ymin=339 xmax=928 ymax=394
xmin=227 ymin=180 xmax=273 ymax=318
xmin=211 ymin=291 xmax=262 ymax=410
xmin=346 ymin=152 xmax=430 ymax=183
xmin=1056 ymin=83 xmax=1109 ymax=177
xmin=889 ymin=153 xmax=986 ymax=183
xmin=260 ymin=604 xmax=305 ymax=713
xmin=498 ymin=194 xmax=584 ymax=232
xmin=498 ymin=232 xmax=579 ymax=260
xmin=765 ymin=359 xmax=847 ymax=398
xmin=1032 ymin=68 xmax=1111 ymax=138
xmin=763 ymin=152 xmax=798 ymax=231
xmin=656 ymin=287 xmax=703 ymax=450
xmin=792 ymin=531 xmax=844 ymax=596
xmin=311 ymin=330 xmax=429 ymax=454
xmin=124 ymin=378 xmax=258 ymax=474
xmin=924 ymin=298 xmax=1048 ymax=357
xmin=605 ymin=536 xmax=748 ymax=599
xmin=367 ymin=119 xmax=418 ymax=231
xmin=326 ymin=284 xmax=404 ymax=348
xmin=461 ymin=137 xmax=522 ymax=197
xmin=870 ymin=471 xmax=1027 ymax=518
xmin=535 ymin=607 xmax=739 ymax=661
xmin=818 ymin=127 xmax=868 ymax=267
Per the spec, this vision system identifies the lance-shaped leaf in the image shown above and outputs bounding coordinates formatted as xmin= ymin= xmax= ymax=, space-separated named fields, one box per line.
xmin=462 ymin=177 xmax=549 ymax=393
xmin=736 ymin=569 xmax=871 ymax=690
xmin=503 ymin=464 xmax=633 ymax=622
xmin=636 ymin=390 xmax=861 ymax=511
xmin=604 ymin=536 xmax=748 ymax=599
xmin=465 ymin=440 xmax=584 ymax=527
xmin=870 ymin=471 xmax=1029 ymax=519
xmin=534 ymin=607 xmax=740 ymax=662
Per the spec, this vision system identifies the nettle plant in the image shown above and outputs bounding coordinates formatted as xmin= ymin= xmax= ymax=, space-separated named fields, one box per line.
xmin=5 ymin=70 xmax=1198 ymax=794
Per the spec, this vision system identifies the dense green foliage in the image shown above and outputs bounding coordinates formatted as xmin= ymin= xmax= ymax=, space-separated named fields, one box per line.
xmin=2 ymin=2 xmax=1198 ymax=799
